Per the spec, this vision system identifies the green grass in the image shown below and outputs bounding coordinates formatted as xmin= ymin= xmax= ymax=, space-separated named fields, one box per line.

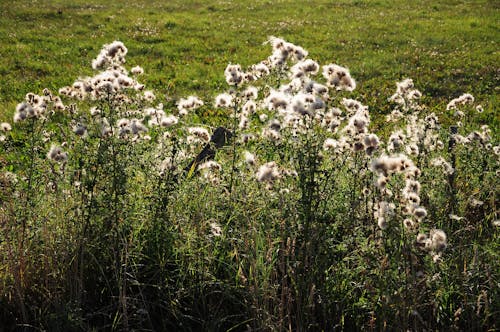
xmin=0 ymin=0 xmax=498 ymax=122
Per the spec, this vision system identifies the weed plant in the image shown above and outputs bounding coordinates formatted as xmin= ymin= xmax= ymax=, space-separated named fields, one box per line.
xmin=0 ymin=37 xmax=498 ymax=331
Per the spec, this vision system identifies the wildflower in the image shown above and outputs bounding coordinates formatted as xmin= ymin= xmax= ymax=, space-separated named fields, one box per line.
xmin=58 ymin=86 xmax=71 ymax=96
xmin=406 ymin=143 xmax=419 ymax=156
xmin=266 ymin=36 xmax=308 ymax=66
xmin=130 ymin=65 xmax=144 ymax=75
xmin=311 ymin=97 xmax=325 ymax=110
xmin=143 ymin=90 xmax=156 ymax=102
xmin=243 ymin=151 xmax=256 ymax=166
xmin=378 ymin=217 xmax=388 ymax=230
xmin=1 ymin=122 xmax=11 ymax=132
xmin=198 ymin=160 xmax=222 ymax=172
xmin=265 ymin=90 xmax=289 ymax=110
xmin=215 ymin=93 xmax=233 ymax=108
xmin=262 ymin=128 xmax=281 ymax=142
xmin=396 ymin=78 xmax=414 ymax=95
xmin=363 ymin=134 xmax=379 ymax=148
xmin=432 ymin=253 xmax=442 ymax=263
xmin=92 ymin=41 xmax=128 ymax=70
xmin=407 ymin=89 xmax=422 ymax=100
xmin=374 ymin=201 xmax=395 ymax=229
xmin=323 ymin=138 xmax=338 ymax=151
xmin=73 ymin=123 xmax=87 ymax=136
xmin=466 ymin=131 xmax=486 ymax=144
xmin=403 ymin=218 xmax=417 ymax=231
xmin=224 ymin=64 xmax=244 ymax=86
xmin=446 ymin=93 xmax=474 ymax=110
xmin=117 ymin=118 xmax=130 ymax=129
xmin=279 ymin=78 xmax=302 ymax=94
xmin=493 ymin=145 xmax=500 ymax=156
xmin=14 ymin=102 xmax=36 ymax=122
xmin=267 ymin=35 xmax=286 ymax=50
xmin=362 ymin=133 xmax=379 ymax=155
xmin=405 ymin=192 xmax=420 ymax=206
xmin=305 ymin=81 xmax=328 ymax=96
xmin=90 ymin=107 xmax=101 ymax=116
xmin=289 ymin=93 xmax=312 ymax=116
xmin=291 ymin=44 xmax=308 ymax=61
xmin=160 ymin=115 xmax=178 ymax=128
xmin=416 ymin=233 xmax=429 ymax=247
xmin=188 ymin=127 xmax=210 ymax=141
xmin=47 ymin=145 xmax=68 ymax=163
xmin=243 ymin=71 xmax=257 ymax=82
xmin=404 ymin=179 xmax=421 ymax=195
xmin=251 ymin=62 xmax=270 ymax=77
xmin=240 ymin=133 xmax=256 ymax=144
xmin=290 ymin=59 xmax=319 ymax=78
xmin=239 ymin=116 xmax=249 ymax=130
xmin=424 ymin=113 xmax=440 ymax=129
xmin=413 ymin=206 xmax=427 ymax=220
xmin=176 ymin=95 xmax=204 ymax=116
xmin=52 ymin=96 xmax=65 ymax=111
xmin=242 ymin=86 xmax=258 ymax=100
xmin=344 ymin=113 xmax=369 ymax=135
xmin=322 ymin=64 xmax=356 ymax=91
xmin=375 ymin=176 xmax=388 ymax=190
xmin=256 ymin=161 xmax=280 ymax=183
xmin=429 ymin=229 xmax=447 ymax=252
xmin=100 ymin=118 xmax=112 ymax=137
xmin=370 ymin=154 xmax=414 ymax=176
xmin=130 ymin=119 xmax=147 ymax=134
xmin=476 ymin=105 xmax=484 ymax=113
xmin=322 ymin=111 xmax=340 ymax=132
xmin=145 ymin=107 xmax=164 ymax=117
xmin=159 ymin=157 xmax=175 ymax=175
xmin=387 ymin=131 xmax=405 ymax=152
xmin=242 ymin=100 xmax=257 ymax=115
xmin=430 ymin=157 xmax=454 ymax=175
xmin=210 ymin=222 xmax=223 ymax=237
xmin=259 ymin=113 xmax=268 ymax=123
xmin=436 ymin=140 xmax=444 ymax=150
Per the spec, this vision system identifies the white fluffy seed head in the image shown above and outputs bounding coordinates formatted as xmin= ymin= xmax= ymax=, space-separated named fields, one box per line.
xmin=256 ymin=162 xmax=280 ymax=183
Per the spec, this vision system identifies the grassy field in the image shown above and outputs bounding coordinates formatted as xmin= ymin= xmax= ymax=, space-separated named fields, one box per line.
xmin=0 ymin=1 xmax=499 ymax=331
xmin=0 ymin=0 xmax=498 ymax=122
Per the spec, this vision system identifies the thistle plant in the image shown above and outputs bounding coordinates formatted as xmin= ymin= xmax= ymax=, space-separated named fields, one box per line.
xmin=0 ymin=36 xmax=497 ymax=331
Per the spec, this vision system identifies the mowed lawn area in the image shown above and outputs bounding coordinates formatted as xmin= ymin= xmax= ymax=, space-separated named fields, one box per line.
xmin=0 ymin=0 xmax=498 ymax=125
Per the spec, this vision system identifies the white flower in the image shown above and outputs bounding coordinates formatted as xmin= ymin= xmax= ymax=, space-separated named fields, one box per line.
xmin=0 ymin=122 xmax=12 ymax=132
xmin=215 ymin=93 xmax=233 ymax=108
xmin=322 ymin=64 xmax=356 ymax=91
xmin=47 ymin=145 xmax=68 ymax=163
xmin=256 ymin=162 xmax=280 ymax=183
xmin=187 ymin=127 xmax=210 ymax=141
xmin=130 ymin=65 xmax=144 ymax=75
xmin=143 ymin=90 xmax=156 ymax=102
xmin=224 ymin=64 xmax=244 ymax=86
xmin=160 ymin=115 xmax=178 ymax=128
xmin=243 ymin=151 xmax=256 ymax=166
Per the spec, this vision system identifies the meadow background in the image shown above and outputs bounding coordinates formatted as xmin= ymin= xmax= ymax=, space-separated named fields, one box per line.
xmin=0 ymin=0 xmax=499 ymax=331
xmin=0 ymin=0 xmax=498 ymax=121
